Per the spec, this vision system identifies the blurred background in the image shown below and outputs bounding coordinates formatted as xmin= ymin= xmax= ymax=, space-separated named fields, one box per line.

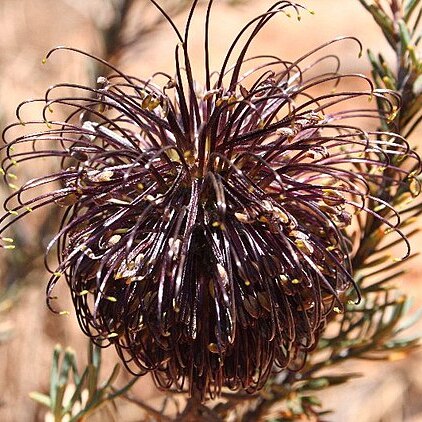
xmin=0 ymin=0 xmax=421 ymax=420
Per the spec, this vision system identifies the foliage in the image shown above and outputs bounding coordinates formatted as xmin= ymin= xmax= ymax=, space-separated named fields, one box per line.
xmin=29 ymin=343 xmax=138 ymax=422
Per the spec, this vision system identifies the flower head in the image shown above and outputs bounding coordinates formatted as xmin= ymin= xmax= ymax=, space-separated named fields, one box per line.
xmin=1 ymin=0 xmax=419 ymax=400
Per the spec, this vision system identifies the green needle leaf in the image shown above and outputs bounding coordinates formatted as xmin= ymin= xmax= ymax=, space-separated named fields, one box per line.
xmin=29 ymin=392 xmax=51 ymax=408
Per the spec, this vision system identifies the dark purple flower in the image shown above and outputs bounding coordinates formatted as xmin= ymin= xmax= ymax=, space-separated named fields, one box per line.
xmin=1 ymin=0 xmax=419 ymax=400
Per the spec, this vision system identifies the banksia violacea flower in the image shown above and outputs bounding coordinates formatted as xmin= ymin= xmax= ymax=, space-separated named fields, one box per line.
xmin=1 ymin=0 xmax=419 ymax=400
